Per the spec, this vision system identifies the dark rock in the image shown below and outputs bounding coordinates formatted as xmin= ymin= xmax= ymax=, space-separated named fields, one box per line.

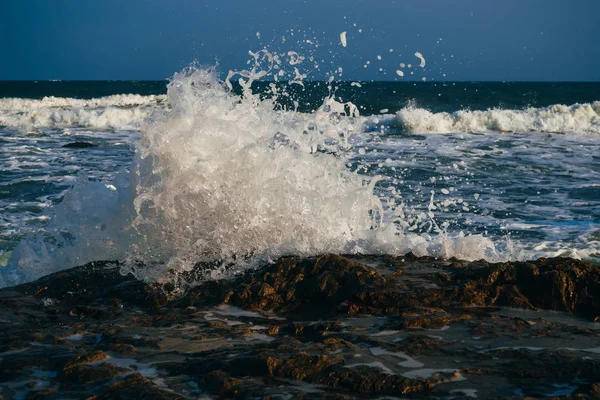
xmin=452 ymin=257 xmax=600 ymax=319
xmin=0 ymin=355 xmax=50 ymax=382
xmin=201 ymin=370 xmax=249 ymax=398
xmin=314 ymin=365 xmax=430 ymax=395
xmin=63 ymin=350 xmax=108 ymax=369
xmin=106 ymin=343 xmax=136 ymax=355
xmin=268 ymin=353 xmax=344 ymax=380
xmin=91 ymin=373 xmax=184 ymax=400
xmin=208 ymin=254 xmax=386 ymax=318
xmin=14 ymin=260 xmax=162 ymax=310
xmin=26 ymin=388 xmax=58 ymax=400
xmin=62 ymin=142 xmax=97 ymax=148
xmin=60 ymin=363 xmax=128 ymax=385
xmin=391 ymin=335 xmax=442 ymax=355
xmin=1 ymin=253 xmax=599 ymax=399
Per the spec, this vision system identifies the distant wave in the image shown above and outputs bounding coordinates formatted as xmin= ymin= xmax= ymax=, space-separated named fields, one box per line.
xmin=2 ymin=93 xmax=600 ymax=135
xmin=395 ymin=101 xmax=600 ymax=134
xmin=0 ymin=94 xmax=166 ymax=110
xmin=0 ymin=94 xmax=167 ymax=132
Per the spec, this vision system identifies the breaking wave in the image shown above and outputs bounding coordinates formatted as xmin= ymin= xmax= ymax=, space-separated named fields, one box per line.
xmin=1 ymin=66 xmax=521 ymax=287
xmin=0 ymin=94 xmax=167 ymax=132
xmin=396 ymin=101 xmax=600 ymax=134
xmin=2 ymin=91 xmax=599 ymax=136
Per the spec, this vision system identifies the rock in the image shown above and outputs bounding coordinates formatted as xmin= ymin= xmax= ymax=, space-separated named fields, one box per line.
xmin=268 ymin=353 xmax=343 ymax=380
xmin=91 ymin=373 xmax=183 ymax=400
xmin=60 ymin=363 xmax=128 ymax=385
xmin=0 ymin=354 xmax=51 ymax=382
xmin=315 ymin=365 xmax=430 ymax=395
xmin=215 ymin=254 xmax=386 ymax=318
xmin=26 ymin=388 xmax=58 ymax=400
xmin=15 ymin=261 xmax=155 ymax=310
xmin=63 ymin=351 xmax=108 ymax=369
xmin=1 ymin=253 xmax=599 ymax=399
xmin=106 ymin=344 xmax=136 ymax=355
xmin=201 ymin=370 xmax=248 ymax=398
xmin=452 ymin=257 xmax=600 ymax=319
xmin=62 ymin=142 xmax=97 ymax=148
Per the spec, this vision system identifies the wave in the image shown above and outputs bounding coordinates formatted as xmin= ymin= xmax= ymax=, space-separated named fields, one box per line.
xmin=3 ymin=91 xmax=600 ymax=136
xmin=0 ymin=107 xmax=155 ymax=131
xmin=395 ymin=101 xmax=600 ymax=134
xmin=0 ymin=94 xmax=167 ymax=132
xmin=1 ymin=67 xmax=521 ymax=287
xmin=0 ymin=94 xmax=166 ymax=110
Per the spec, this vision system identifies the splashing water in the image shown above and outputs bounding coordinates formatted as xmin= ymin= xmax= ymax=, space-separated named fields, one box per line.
xmin=123 ymin=65 xmax=387 ymax=282
xmin=2 ymin=53 xmax=523 ymax=288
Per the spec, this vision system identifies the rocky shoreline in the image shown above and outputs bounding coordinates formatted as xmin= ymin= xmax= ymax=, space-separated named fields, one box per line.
xmin=1 ymin=254 xmax=599 ymax=399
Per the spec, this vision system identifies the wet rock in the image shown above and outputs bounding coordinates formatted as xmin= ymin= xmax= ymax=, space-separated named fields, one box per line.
xmin=58 ymin=351 xmax=127 ymax=386
xmin=268 ymin=353 xmax=344 ymax=380
xmin=106 ymin=343 xmax=136 ymax=355
xmin=1 ymin=253 xmax=599 ymax=399
xmin=91 ymin=373 xmax=183 ymax=400
xmin=452 ymin=257 xmax=600 ymax=319
xmin=26 ymin=388 xmax=58 ymax=400
xmin=15 ymin=261 xmax=156 ymax=310
xmin=63 ymin=350 xmax=107 ymax=369
xmin=391 ymin=335 xmax=442 ymax=355
xmin=62 ymin=141 xmax=96 ymax=148
xmin=573 ymin=383 xmax=600 ymax=398
xmin=315 ymin=365 xmax=430 ymax=395
xmin=60 ymin=363 xmax=128 ymax=385
xmin=220 ymin=254 xmax=386 ymax=318
xmin=161 ymin=352 xmax=273 ymax=380
xmin=201 ymin=370 xmax=249 ymax=398
xmin=0 ymin=355 xmax=51 ymax=382
xmin=402 ymin=314 xmax=472 ymax=330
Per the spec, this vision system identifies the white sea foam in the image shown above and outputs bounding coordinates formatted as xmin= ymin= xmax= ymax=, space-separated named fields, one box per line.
xmin=0 ymin=94 xmax=166 ymax=110
xmin=0 ymin=107 xmax=154 ymax=131
xmin=0 ymin=94 xmax=166 ymax=132
xmin=396 ymin=101 xmax=600 ymax=134
xmin=2 ymin=92 xmax=599 ymax=136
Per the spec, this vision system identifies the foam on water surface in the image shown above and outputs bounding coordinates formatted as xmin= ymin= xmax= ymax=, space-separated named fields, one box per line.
xmin=0 ymin=94 xmax=166 ymax=132
xmin=396 ymin=101 xmax=600 ymax=134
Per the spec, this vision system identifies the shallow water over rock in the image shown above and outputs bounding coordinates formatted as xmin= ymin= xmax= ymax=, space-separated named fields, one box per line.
xmin=1 ymin=254 xmax=599 ymax=399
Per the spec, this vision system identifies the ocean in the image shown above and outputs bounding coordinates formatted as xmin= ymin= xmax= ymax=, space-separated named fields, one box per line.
xmin=1 ymin=73 xmax=599 ymax=287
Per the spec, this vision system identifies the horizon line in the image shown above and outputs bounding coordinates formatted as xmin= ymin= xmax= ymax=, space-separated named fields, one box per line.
xmin=1 ymin=79 xmax=600 ymax=84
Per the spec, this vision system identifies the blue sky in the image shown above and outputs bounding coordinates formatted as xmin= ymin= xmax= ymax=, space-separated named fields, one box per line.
xmin=1 ymin=0 xmax=599 ymax=81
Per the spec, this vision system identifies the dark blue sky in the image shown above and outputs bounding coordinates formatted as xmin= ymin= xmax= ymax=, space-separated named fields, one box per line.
xmin=2 ymin=0 xmax=599 ymax=81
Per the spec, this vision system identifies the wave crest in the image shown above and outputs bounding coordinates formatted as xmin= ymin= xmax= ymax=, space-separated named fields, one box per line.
xmin=1 ymin=67 xmax=520 ymax=288
xmin=396 ymin=101 xmax=600 ymax=134
xmin=0 ymin=94 xmax=167 ymax=132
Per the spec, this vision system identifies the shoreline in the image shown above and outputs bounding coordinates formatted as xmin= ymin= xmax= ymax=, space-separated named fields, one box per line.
xmin=1 ymin=253 xmax=599 ymax=398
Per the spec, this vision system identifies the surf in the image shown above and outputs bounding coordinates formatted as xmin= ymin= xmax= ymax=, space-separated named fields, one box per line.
xmin=395 ymin=101 xmax=600 ymax=134
xmin=2 ymin=58 xmax=519 ymax=288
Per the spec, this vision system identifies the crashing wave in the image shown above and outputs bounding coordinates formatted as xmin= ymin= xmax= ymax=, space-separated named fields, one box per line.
xmin=396 ymin=101 xmax=600 ymax=134
xmin=0 ymin=94 xmax=167 ymax=132
xmin=1 ymin=66 xmax=520 ymax=288
xmin=0 ymin=94 xmax=166 ymax=110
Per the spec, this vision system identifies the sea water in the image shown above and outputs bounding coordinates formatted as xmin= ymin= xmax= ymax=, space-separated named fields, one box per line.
xmin=1 ymin=54 xmax=599 ymax=287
